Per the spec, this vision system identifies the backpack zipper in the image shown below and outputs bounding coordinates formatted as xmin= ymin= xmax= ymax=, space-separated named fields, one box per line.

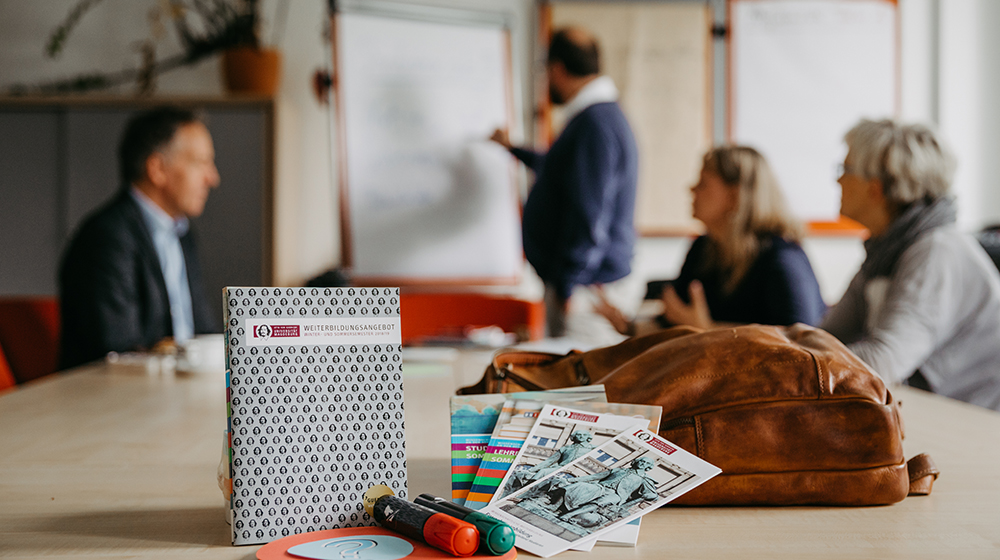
xmin=660 ymin=416 xmax=695 ymax=431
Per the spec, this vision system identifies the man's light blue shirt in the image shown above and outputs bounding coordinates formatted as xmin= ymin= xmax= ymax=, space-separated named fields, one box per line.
xmin=130 ymin=188 xmax=194 ymax=343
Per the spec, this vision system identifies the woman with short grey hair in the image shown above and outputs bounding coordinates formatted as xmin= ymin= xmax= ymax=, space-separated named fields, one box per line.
xmin=822 ymin=118 xmax=1000 ymax=411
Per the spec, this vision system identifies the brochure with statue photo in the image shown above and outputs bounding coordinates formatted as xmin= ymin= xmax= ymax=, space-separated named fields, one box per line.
xmin=490 ymin=404 xmax=650 ymax=504
xmin=468 ymin=401 xmax=663 ymax=549
xmin=449 ymin=387 xmax=607 ymax=503
xmin=483 ymin=426 xmax=720 ymax=558
xmin=478 ymin=402 xmax=662 ymax=551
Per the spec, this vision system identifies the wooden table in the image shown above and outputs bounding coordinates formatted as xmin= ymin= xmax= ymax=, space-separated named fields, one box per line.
xmin=2 ymin=360 xmax=999 ymax=559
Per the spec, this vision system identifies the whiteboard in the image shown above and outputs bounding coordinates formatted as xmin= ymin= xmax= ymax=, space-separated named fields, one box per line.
xmin=336 ymin=10 xmax=522 ymax=283
xmin=551 ymin=2 xmax=712 ymax=235
xmin=731 ymin=0 xmax=897 ymax=221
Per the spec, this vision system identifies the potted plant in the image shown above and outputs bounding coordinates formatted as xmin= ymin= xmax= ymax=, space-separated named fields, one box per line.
xmin=23 ymin=0 xmax=284 ymax=95
xmin=212 ymin=0 xmax=283 ymax=95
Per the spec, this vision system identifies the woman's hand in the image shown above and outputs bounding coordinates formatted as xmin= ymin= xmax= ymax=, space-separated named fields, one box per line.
xmin=662 ymin=280 xmax=713 ymax=329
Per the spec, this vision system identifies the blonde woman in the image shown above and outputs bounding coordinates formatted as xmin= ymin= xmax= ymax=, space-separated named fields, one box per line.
xmin=598 ymin=146 xmax=825 ymax=333
xmin=822 ymin=119 xmax=1000 ymax=411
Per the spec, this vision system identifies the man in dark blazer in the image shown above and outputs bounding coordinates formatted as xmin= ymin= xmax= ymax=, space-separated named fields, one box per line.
xmin=58 ymin=107 xmax=220 ymax=369
xmin=491 ymin=27 xmax=638 ymax=337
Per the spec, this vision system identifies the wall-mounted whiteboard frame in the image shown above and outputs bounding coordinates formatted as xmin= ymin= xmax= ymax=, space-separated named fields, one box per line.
xmin=547 ymin=0 xmax=715 ymax=236
xmin=729 ymin=0 xmax=899 ymax=225
xmin=332 ymin=0 xmax=524 ymax=285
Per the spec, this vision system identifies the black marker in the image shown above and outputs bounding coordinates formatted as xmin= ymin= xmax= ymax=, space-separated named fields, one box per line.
xmin=414 ymin=493 xmax=515 ymax=555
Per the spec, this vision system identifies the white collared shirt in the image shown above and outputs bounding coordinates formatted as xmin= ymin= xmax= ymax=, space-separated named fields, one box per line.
xmin=130 ymin=188 xmax=194 ymax=343
xmin=561 ymin=75 xmax=620 ymax=123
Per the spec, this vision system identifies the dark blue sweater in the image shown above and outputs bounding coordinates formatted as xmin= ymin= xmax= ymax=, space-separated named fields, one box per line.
xmin=513 ymin=102 xmax=638 ymax=299
xmin=647 ymin=235 xmax=827 ymax=326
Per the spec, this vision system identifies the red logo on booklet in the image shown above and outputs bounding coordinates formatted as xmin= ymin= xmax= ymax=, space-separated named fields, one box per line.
xmin=253 ymin=324 xmax=300 ymax=341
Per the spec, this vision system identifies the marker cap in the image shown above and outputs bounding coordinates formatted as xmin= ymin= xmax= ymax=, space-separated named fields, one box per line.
xmin=471 ymin=513 xmax=515 ymax=555
xmin=424 ymin=514 xmax=479 ymax=557
xmin=414 ymin=494 xmax=516 ymax=555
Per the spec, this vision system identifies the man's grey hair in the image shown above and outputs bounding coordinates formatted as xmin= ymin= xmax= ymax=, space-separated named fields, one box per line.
xmin=844 ymin=119 xmax=956 ymax=208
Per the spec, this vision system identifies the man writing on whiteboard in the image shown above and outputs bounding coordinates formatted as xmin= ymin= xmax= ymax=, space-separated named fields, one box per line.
xmin=492 ymin=27 xmax=638 ymax=337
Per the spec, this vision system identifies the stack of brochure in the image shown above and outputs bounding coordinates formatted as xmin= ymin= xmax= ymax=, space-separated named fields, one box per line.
xmin=450 ymin=393 xmax=720 ymax=556
xmin=449 ymin=387 xmax=608 ymax=504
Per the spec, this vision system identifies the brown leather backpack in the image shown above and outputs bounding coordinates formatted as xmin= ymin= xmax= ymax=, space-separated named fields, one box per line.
xmin=459 ymin=324 xmax=938 ymax=506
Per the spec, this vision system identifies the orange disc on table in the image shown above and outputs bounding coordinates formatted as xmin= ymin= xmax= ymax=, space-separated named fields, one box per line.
xmin=256 ymin=526 xmax=517 ymax=560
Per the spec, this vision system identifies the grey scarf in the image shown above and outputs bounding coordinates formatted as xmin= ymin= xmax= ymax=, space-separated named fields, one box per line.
xmin=860 ymin=196 xmax=957 ymax=279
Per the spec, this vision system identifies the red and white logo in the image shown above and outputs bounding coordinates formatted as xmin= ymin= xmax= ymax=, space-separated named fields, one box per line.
xmin=253 ymin=324 xmax=300 ymax=341
xmin=253 ymin=324 xmax=272 ymax=341
xmin=635 ymin=431 xmax=654 ymax=442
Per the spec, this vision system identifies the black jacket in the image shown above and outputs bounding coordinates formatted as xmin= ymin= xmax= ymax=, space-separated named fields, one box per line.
xmin=645 ymin=235 xmax=827 ymax=327
xmin=58 ymin=191 xmax=218 ymax=369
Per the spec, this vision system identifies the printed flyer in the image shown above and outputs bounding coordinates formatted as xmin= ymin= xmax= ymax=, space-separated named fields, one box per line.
xmin=483 ymin=427 xmax=721 ymax=558
xmin=491 ymin=404 xmax=649 ymax=504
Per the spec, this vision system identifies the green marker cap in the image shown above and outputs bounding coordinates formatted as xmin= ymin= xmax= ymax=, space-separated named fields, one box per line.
xmin=463 ymin=510 xmax=516 ymax=555
xmin=414 ymin=494 xmax=515 ymax=555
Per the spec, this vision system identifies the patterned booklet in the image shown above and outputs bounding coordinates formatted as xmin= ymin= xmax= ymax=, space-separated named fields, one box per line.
xmin=224 ymin=287 xmax=406 ymax=546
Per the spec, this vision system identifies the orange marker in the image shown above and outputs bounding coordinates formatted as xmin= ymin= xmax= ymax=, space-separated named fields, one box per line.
xmin=363 ymin=485 xmax=479 ymax=557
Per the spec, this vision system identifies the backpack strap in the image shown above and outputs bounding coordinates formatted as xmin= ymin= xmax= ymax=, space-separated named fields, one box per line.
xmin=906 ymin=453 xmax=939 ymax=496
xmin=456 ymin=350 xmax=572 ymax=394
xmin=492 ymin=350 xmax=583 ymax=392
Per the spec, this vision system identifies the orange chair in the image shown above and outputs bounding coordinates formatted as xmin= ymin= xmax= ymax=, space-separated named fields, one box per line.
xmin=0 ymin=297 xmax=60 ymax=384
xmin=0 ymin=344 xmax=15 ymax=392
xmin=399 ymin=293 xmax=544 ymax=345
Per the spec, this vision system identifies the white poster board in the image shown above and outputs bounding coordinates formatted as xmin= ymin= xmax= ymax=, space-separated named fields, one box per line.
xmin=551 ymin=2 xmax=712 ymax=235
xmin=730 ymin=0 xmax=897 ymax=221
xmin=336 ymin=9 xmax=521 ymax=283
